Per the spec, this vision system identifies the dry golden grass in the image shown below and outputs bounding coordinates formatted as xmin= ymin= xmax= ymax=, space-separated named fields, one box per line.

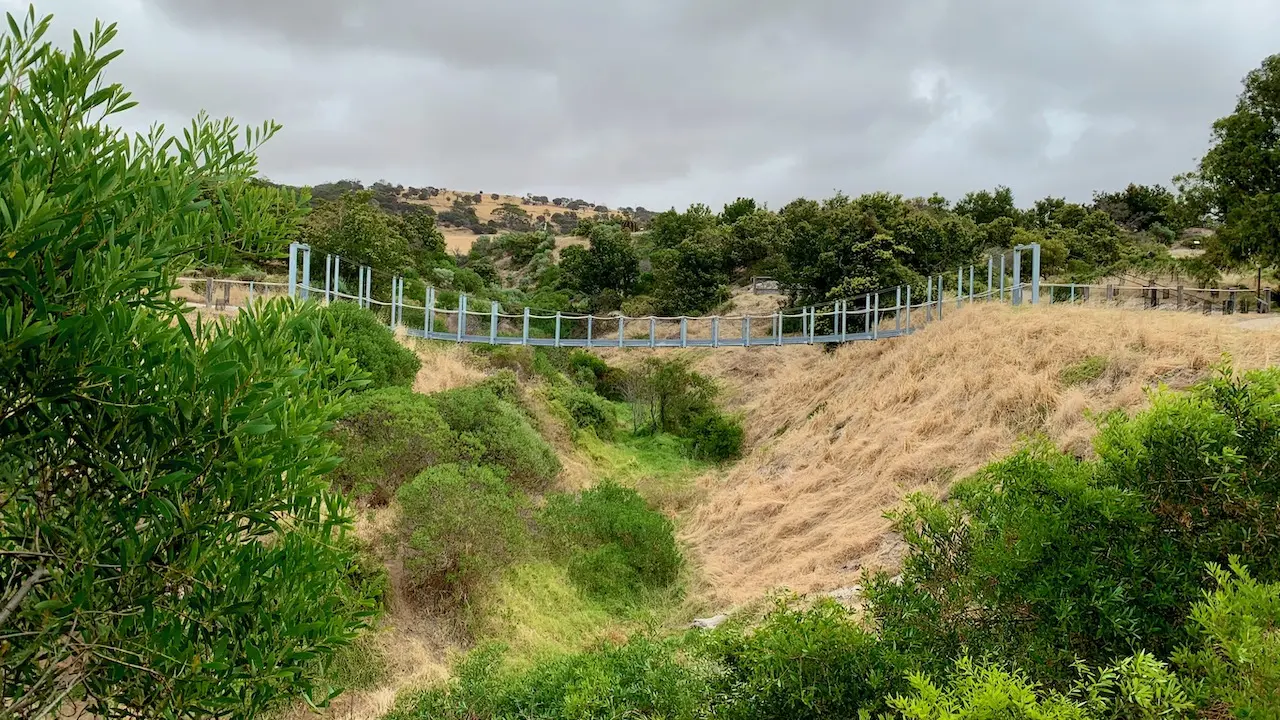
xmin=402 ymin=337 xmax=486 ymax=394
xmin=658 ymin=304 xmax=1280 ymax=609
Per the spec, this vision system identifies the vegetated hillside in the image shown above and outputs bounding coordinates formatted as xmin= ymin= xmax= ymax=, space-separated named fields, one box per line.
xmin=676 ymin=304 xmax=1280 ymax=607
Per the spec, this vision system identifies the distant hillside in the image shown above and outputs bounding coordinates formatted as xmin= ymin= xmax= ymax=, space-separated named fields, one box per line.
xmin=303 ymin=180 xmax=657 ymax=253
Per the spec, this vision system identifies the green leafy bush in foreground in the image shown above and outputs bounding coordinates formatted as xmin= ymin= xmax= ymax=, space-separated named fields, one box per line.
xmin=540 ymin=482 xmax=682 ymax=604
xmin=867 ymin=366 xmax=1280 ymax=686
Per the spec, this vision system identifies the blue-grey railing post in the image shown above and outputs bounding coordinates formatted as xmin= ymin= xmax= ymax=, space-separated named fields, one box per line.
xmin=618 ymin=316 xmax=625 ymax=347
xmin=287 ymin=243 xmax=299 ymax=299
xmin=809 ymin=307 xmax=817 ymax=344
xmin=388 ymin=277 xmax=396 ymax=328
xmin=490 ymin=303 xmax=499 ymax=344
xmin=957 ymin=267 xmax=964 ymax=309
xmin=800 ymin=307 xmax=808 ymax=341
xmin=987 ymin=257 xmax=993 ymax=301
xmin=1000 ymin=255 xmax=1006 ymax=302
xmin=905 ymin=284 xmax=912 ymax=332
xmin=1012 ymin=248 xmax=1023 ymax=306
xmin=554 ymin=312 xmax=562 ymax=348
xmin=968 ymin=266 xmax=975 ymax=303
xmin=352 ymin=265 xmax=361 ymax=307
xmin=458 ymin=294 xmax=467 ymax=341
xmin=743 ymin=316 xmax=751 ymax=348
xmin=323 ymin=254 xmax=332 ymax=303
xmin=839 ymin=300 xmax=846 ymax=342
xmin=712 ymin=317 xmax=719 ymax=348
xmin=649 ymin=318 xmax=656 ymax=348
xmin=332 ymin=256 xmax=340 ymax=303
xmin=1030 ymin=243 xmax=1041 ymax=304
xmin=937 ymin=276 xmax=944 ymax=319
xmin=774 ymin=313 xmax=782 ymax=346
xmin=872 ymin=291 xmax=880 ymax=339
xmin=300 ymin=246 xmax=312 ymax=301
xmin=426 ymin=286 xmax=434 ymax=337
xmin=523 ymin=307 xmax=530 ymax=344
xmin=680 ymin=317 xmax=688 ymax=348
xmin=1070 ymin=284 xmax=1076 ymax=303
xmin=895 ymin=286 xmax=902 ymax=332
xmin=926 ymin=278 xmax=933 ymax=321
xmin=586 ymin=315 xmax=593 ymax=348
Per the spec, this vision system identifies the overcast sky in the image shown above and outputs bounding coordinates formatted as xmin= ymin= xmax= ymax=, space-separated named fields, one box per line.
xmin=10 ymin=0 xmax=1278 ymax=210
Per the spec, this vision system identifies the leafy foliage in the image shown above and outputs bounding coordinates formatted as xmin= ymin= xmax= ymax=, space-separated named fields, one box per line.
xmin=397 ymin=464 xmax=529 ymax=608
xmin=540 ymin=483 xmax=683 ymax=603
xmin=0 ymin=9 xmax=376 ymax=715
xmin=306 ymin=302 xmax=421 ymax=391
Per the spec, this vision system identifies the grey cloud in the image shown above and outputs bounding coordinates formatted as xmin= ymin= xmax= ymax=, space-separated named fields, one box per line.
xmin=9 ymin=0 xmax=1278 ymax=209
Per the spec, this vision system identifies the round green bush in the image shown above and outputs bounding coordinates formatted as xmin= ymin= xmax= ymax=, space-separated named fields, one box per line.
xmin=557 ymin=387 xmax=616 ymax=440
xmin=686 ymin=411 xmax=745 ymax=462
xmin=312 ymin=302 xmax=420 ymax=391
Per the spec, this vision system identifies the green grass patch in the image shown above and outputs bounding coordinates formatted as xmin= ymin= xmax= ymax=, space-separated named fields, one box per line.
xmin=474 ymin=562 xmax=617 ymax=670
xmin=1060 ymin=355 xmax=1109 ymax=387
xmin=573 ymin=428 xmax=708 ymax=513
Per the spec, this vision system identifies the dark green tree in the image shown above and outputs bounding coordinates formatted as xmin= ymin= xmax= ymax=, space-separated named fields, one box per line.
xmin=648 ymin=204 xmax=718 ymax=250
xmin=1194 ymin=54 xmax=1280 ymax=269
xmin=776 ymin=194 xmax=910 ymax=305
xmin=955 ymin=186 xmax=1019 ymax=226
xmin=651 ymin=232 xmax=730 ymax=314
xmin=1092 ymin=183 xmax=1177 ymax=233
xmin=720 ymin=197 xmax=759 ymax=225
xmin=560 ymin=223 xmax=640 ymax=298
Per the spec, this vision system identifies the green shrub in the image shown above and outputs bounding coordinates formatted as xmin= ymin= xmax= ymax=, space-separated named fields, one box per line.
xmin=557 ymin=386 xmax=617 ymax=439
xmin=311 ymin=301 xmax=421 ymax=390
xmin=482 ymin=345 xmax=536 ymax=378
xmin=866 ymin=366 xmax=1280 ymax=687
xmin=703 ymin=597 xmax=909 ymax=720
xmin=540 ymin=482 xmax=682 ymax=603
xmin=686 ymin=411 xmax=744 ymax=462
xmin=396 ymin=464 xmax=529 ymax=608
xmin=395 ymin=637 xmax=714 ymax=720
xmin=432 ymin=385 xmax=561 ymax=491
xmin=567 ymin=351 xmax=626 ymax=400
xmin=1174 ymin=559 xmax=1280 ymax=716
xmin=331 ymin=388 xmax=466 ymax=504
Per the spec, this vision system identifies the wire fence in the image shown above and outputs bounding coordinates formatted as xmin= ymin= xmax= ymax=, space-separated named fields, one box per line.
xmin=178 ymin=241 xmax=1135 ymax=348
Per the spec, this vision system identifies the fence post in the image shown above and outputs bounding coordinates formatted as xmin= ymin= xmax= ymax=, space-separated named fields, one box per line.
xmin=744 ymin=316 xmax=751 ymax=348
xmin=300 ymin=246 xmax=312 ymax=301
xmin=332 ymin=256 xmax=340 ymax=303
xmin=775 ymin=313 xmax=782 ymax=346
xmin=712 ymin=316 xmax=719 ymax=348
xmin=926 ymin=278 xmax=933 ymax=321
xmin=1177 ymin=285 xmax=1184 ymax=310
xmin=1012 ymin=249 xmax=1022 ymax=306
xmin=1030 ymin=243 xmax=1041 ymax=304
xmin=491 ymin=303 xmax=499 ymax=344
xmin=999 ymin=255 xmax=1006 ymax=301
xmin=287 ymin=242 xmax=298 ymax=299
xmin=839 ymin=300 xmax=847 ymax=342
xmin=554 ymin=312 xmax=562 ymax=348
xmin=1070 ymin=284 xmax=1076 ymax=303
xmin=523 ymin=307 xmax=530 ymax=344
xmin=938 ymin=276 xmax=944 ymax=319
xmin=586 ymin=314 xmax=593 ymax=347
xmin=872 ymin=291 xmax=880 ymax=340
xmin=248 ymin=281 xmax=254 ymax=305
xmin=323 ymin=254 xmax=332 ymax=303
xmin=618 ymin=316 xmax=625 ymax=347
xmin=895 ymin=286 xmax=903 ymax=332
xmin=355 ymin=267 xmax=363 ymax=308
xmin=968 ymin=266 xmax=975 ymax=304
xmin=680 ymin=317 xmax=688 ymax=348
xmin=649 ymin=317 xmax=656 ymax=348
xmin=458 ymin=294 xmax=467 ymax=341
xmin=905 ymin=284 xmax=911 ymax=332
xmin=426 ymin=286 xmax=435 ymax=338
xmin=388 ymin=277 xmax=396 ymax=328
xmin=205 ymin=278 xmax=212 ymax=308
xmin=956 ymin=267 xmax=964 ymax=309
xmin=987 ymin=257 xmax=993 ymax=301
xmin=809 ymin=307 xmax=817 ymax=344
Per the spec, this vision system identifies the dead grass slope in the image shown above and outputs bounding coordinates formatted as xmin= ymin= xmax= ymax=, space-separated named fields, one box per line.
xmin=679 ymin=304 xmax=1280 ymax=608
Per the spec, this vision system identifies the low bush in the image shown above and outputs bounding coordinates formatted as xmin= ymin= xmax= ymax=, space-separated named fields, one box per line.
xmin=431 ymin=385 xmax=561 ymax=491
xmin=686 ymin=411 xmax=744 ymax=462
xmin=308 ymin=302 xmax=421 ymax=390
xmin=481 ymin=345 xmax=536 ymax=378
xmin=396 ymin=464 xmax=529 ymax=608
xmin=556 ymin=386 xmax=616 ymax=439
xmin=540 ymin=482 xmax=682 ymax=603
xmin=702 ymin=597 xmax=909 ymax=720
xmin=331 ymin=388 xmax=461 ymax=503
xmin=394 ymin=637 xmax=714 ymax=720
